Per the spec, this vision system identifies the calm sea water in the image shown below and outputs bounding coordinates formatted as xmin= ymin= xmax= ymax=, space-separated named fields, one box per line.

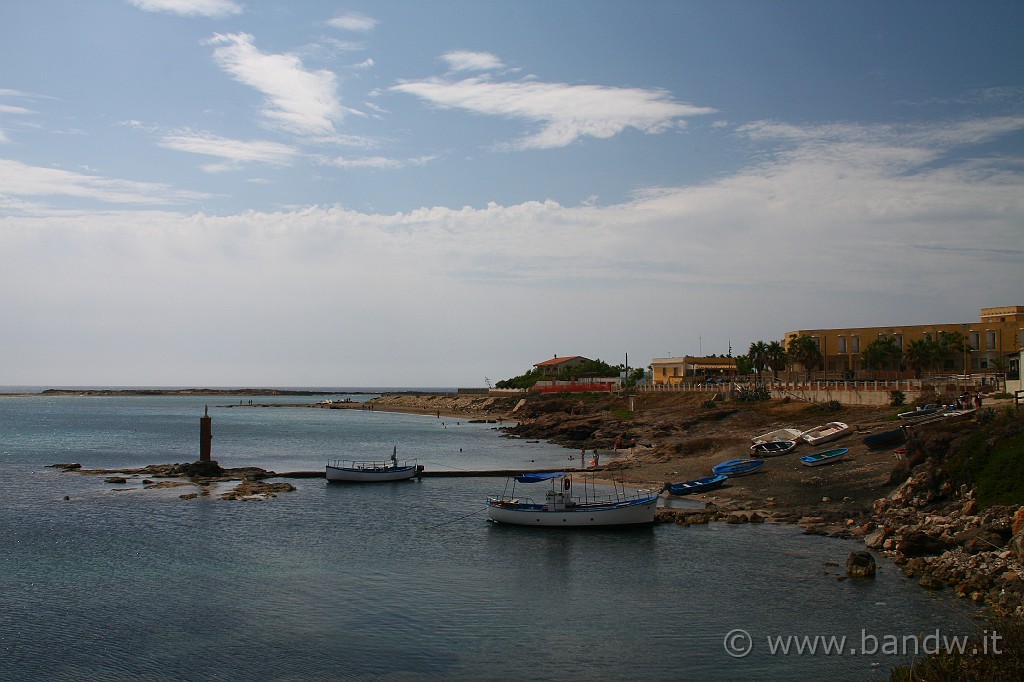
xmin=0 ymin=392 xmax=977 ymax=680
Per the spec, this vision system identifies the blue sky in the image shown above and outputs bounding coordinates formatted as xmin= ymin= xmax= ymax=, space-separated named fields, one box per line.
xmin=1 ymin=0 xmax=1022 ymax=387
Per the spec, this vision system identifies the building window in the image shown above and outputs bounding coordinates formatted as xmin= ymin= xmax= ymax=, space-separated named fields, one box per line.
xmin=837 ymin=337 xmax=847 ymax=353
xmin=970 ymin=332 xmax=980 ymax=350
xmin=852 ymin=337 xmax=860 ymax=353
xmin=986 ymin=331 xmax=996 ymax=351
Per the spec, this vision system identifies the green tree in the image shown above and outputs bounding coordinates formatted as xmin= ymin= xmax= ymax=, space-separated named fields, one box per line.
xmin=765 ymin=341 xmax=787 ymax=380
xmin=861 ymin=336 xmax=903 ymax=372
xmin=734 ymin=354 xmax=753 ymax=376
xmin=936 ymin=331 xmax=970 ymax=372
xmin=748 ymin=341 xmax=768 ymax=381
xmin=903 ymin=338 xmax=935 ymax=378
xmin=786 ymin=335 xmax=822 ymax=380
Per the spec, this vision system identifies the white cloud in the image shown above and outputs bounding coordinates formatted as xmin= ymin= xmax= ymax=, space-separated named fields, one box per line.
xmin=0 ymin=158 xmax=210 ymax=208
xmin=392 ymin=76 xmax=716 ymax=149
xmin=326 ymin=12 xmax=378 ymax=32
xmin=0 ymin=104 xmax=33 ymax=115
xmin=125 ymin=0 xmax=242 ymax=18
xmin=321 ymin=154 xmax=436 ymax=170
xmin=159 ymin=130 xmax=298 ymax=170
xmin=206 ymin=32 xmax=346 ymax=136
xmin=442 ymin=51 xmax=504 ymax=73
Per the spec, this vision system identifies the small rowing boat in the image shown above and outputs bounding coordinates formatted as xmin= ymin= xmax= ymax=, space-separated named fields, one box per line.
xmin=799 ymin=422 xmax=850 ymax=446
xmin=799 ymin=447 xmax=848 ymax=467
xmin=750 ymin=440 xmax=797 ymax=457
xmin=666 ymin=474 xmax=728 ymax=495
xmin=712 ymin=459 xmax=765 ymax=477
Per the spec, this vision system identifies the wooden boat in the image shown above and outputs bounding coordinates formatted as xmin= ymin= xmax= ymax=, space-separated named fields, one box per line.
xmin=800 ymin=447 xmax=848 ymax=467
xmin=486 ymin=472 xmax=658 ymax=527
xmin=326 ymin=447 xmax=422 ymax=482
xmin=798 ymin=422 xmax=850 ymax=446
xmin=712 ymin=458 xmax=765 ymax=477
xmin=750 ymin=440 xmax=797 ymax=457
xmin=862 ymin=427 xmax=906 ymax=450
xmin=898 ymin=405 xmax=940 ymax=422
xmin=666 ymin=474 xmax=728 ymax=496
xmin=751 ymin=427 xmax=803 ymax=445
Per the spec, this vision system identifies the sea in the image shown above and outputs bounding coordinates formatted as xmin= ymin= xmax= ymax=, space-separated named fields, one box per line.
xmin=0 ymin=389 xmax=981 ymax=681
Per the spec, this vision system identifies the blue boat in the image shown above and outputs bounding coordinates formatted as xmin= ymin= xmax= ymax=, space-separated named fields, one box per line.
xmin=666 ymin=474 xmax=728 ymax=495
xmin=862 ymin=428 xmax=906 ymax=450
xmin=712 ymin=459 xmax=765 ymax=477
xmin=799 ymin=447 xmax=849 ymax=467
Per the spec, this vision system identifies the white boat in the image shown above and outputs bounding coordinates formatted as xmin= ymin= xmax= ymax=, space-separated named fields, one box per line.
xmin=798 ymin=421 xmax=850 ymax=446
xmin=486 ymin=472 xmax=658 ymax=527
xmin=750 ymin=440 xmax=797 ymax=457
xmin=326 ymin=447 xmax=422 ymax=482
xmin=751 ymin=427 xmax=803 ymax=445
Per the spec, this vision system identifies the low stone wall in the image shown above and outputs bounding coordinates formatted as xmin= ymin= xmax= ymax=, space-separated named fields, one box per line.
xmin=771 ymin=387 xmax=924 ymax=406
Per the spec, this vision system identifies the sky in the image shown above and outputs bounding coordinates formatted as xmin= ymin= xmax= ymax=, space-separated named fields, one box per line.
xmin=1 ymin=0 xmax=1023 ymax=387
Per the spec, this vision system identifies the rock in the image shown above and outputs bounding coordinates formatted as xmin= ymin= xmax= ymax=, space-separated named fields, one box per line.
xmin=104 ymin=476 xmax=128 ymax=484
xmin=179 ymin=493 xmax=199 ymax=500
xmin=49 ymin=463 xmax=81 ymax=470
xmin=822 ymin=496 xmax=831 ymax=503
xmin=865 ymin=528 xmax=890 ymax=549
xmin=898 ymin=530 xmax=948 ymax=557
xmin=1013 ymin=506 xmax=1024 ymax=537
xmin=958 ymin=528 xmax=1006 ymax=554
xmin=846 ymin=551 xmax=877 ymax=578
xmin=918 ymin=575 xmax=944 ymax=590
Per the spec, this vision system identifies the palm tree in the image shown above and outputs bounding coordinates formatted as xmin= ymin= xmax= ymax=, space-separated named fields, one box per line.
xmin=786 ymin=335 xmax=822 ymax=380
xmin=748 ymin=341 xmax=768 ymax=382
xmin=903 ymin=338 xmax=935 ymax=378
xmin=861 ymin=337 xmax=902 ymax=373
xmin=765 ymin=341 xmax=787 ymax=381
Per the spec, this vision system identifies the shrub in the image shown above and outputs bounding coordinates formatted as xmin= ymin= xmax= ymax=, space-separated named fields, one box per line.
xmin=889 ymin=389 xmax=906 ymax=407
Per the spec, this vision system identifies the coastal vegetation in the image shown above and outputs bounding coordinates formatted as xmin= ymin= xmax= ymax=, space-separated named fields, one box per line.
xmin=494 ymin=359 xmax=645 ymax=389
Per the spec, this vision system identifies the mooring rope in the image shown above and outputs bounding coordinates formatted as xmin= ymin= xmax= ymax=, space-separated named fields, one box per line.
xmin=424 ymin=506 xmax=488 ymax=529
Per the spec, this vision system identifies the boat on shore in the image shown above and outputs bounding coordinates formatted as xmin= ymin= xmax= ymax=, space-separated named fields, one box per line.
xmin=798 ymin=422 xmax=850 ymax=446
xmin=751 ymin=427 xmax=803 ymax=445
xmin=750 ymin=440 xmax=797 ymax=457
xmin=486 ymin=472 xmax=658 ymax=527
xmin=326 ymin=447 xmax=422 ymax=482
xmin=712 ymin=459 xmax=765 ymax=477
xmin=898 ymin=405 xmax=940 ymax=422
xmin=800 ymin=447 xmax=848 ymax=467
xmin=666 ymin=474 xmax=728 ymax=496
xmin=863 ymin=427 xmax=906 ymax=450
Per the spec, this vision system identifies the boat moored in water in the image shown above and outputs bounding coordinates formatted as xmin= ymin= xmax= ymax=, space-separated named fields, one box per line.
xmin=486 ymin=472 xmax=658 ymax=527
xmin=326 ymin=447 xmax=422 ymax=482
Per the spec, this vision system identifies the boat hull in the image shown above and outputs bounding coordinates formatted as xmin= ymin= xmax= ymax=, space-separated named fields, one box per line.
xmin=667 ymin=475 xmax=728 ymax=495
xmin=712 ymin=459 xmax=765 ymax=477
xmin=750 ymin=440 xmax=796 ymax=457
xmin=799 ymin=422 xmax=849 ymax=446
xmin=326 ymin=465 xmax=418 ymax=482
xmin=751 ymin=428 xmax=803 ymax=445
xmin=486 ymin=497 xmax=658 ymax=527
xmin=799 ymin=447 xmax=848 ymax=467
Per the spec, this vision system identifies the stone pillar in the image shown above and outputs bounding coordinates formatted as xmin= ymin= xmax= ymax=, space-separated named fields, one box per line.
xmin=199 ymin=405 xmax=212 ymax=462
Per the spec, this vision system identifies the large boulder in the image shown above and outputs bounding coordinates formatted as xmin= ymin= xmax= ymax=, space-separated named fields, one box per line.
xmin=846 ymin=551 xmax=877 ymax=578
xmin=897 ymin=530 xmax=948 ymax=557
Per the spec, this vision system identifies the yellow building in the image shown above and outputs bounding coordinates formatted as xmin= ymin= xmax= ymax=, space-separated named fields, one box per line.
xmin=784 ymin=305 xmax=1024 ymax=377
xmin=650 ymin=356 xmax=738 ymax=385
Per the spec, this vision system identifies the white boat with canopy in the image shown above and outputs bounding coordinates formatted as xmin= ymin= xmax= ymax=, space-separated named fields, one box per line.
xmin=486 ymin=472 xmax=658 ymax=527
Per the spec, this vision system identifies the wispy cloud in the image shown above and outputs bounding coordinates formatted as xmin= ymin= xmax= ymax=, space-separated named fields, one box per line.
xmin=125 ymin=0 xmax=242 ymax=18
xmin=320 ymin=154 xmax=436 ymax=170
xmin=442 ymin=51 xmax=504 ymax=73
xmin=206 ymin=32 xmax=346 ymax=136
xmin=326 ymin=12 xmax=378 ymax=32
xmin=158 ymin=130 xmax=298 ymax=170
xmin=0 ymin=158 xmax=210 ymax=208
xmin=392 ymin=73 xmax=716 ymax=149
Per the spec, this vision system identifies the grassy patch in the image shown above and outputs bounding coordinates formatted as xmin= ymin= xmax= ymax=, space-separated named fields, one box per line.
xmin=940 ymin=413 xmax=1024 ymax=508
